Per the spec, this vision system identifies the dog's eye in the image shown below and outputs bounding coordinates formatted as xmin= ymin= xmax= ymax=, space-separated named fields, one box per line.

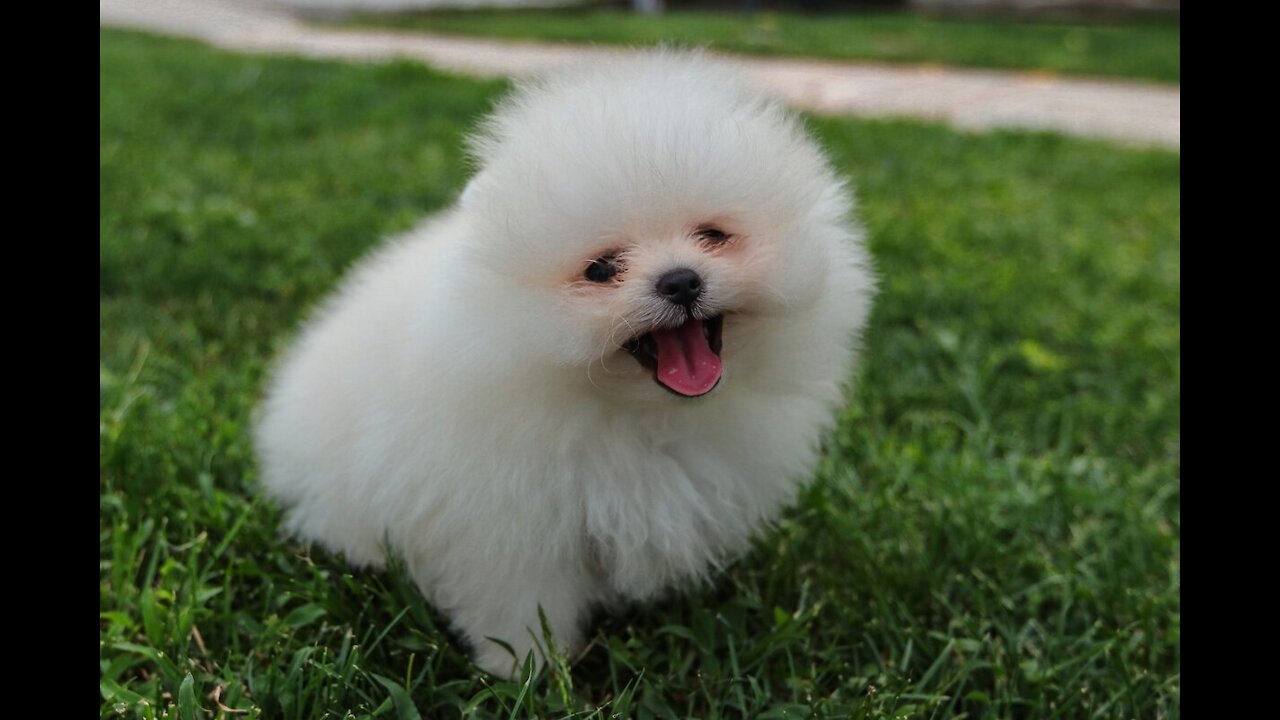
xmin=695 ymin=227 xmax=730 ymax=244
xmin=584 ymin=256 xmax=620 ymax=283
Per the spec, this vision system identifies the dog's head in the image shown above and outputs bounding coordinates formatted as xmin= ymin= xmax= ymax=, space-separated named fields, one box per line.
xmin=452 ymin=51 xmax=870 ymax=402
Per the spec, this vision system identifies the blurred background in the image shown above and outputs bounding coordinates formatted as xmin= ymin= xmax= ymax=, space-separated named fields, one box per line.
xmin=285 ymin=0 xmax=1181 ymax=84
xmin=275 ymin=0 xmax=1179 ymax=17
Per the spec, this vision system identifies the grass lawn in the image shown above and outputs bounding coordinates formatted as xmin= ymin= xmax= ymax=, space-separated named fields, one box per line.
xmin=334 ymin=7 xmax=1180 ymax=83
xmin=100 ymin=29 xmax=1180 ymax=719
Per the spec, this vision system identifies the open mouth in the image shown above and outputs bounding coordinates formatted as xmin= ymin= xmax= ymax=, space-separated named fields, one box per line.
xmin=623 ymin=316 xmax=724 ymax=397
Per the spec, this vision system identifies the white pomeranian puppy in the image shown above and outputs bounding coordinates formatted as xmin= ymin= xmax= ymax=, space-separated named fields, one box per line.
xmin=255 ymin=50 xmax=875 ymax=677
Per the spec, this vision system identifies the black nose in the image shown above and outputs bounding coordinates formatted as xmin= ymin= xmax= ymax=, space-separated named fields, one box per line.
xmin=655 ymin=268 xmax=703 ymax=307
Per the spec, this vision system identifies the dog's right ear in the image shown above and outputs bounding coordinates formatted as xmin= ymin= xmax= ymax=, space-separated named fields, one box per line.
xmin=458 ymin=175 xmax=484 ymax=210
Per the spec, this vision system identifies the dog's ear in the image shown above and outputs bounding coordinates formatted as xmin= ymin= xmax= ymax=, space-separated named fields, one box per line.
xmin=458 ymin=174 xmax=484 ymax=210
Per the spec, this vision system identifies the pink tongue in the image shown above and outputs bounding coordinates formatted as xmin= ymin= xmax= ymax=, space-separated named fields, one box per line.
xmin=651 ymin=319 xmax=723 ymax=397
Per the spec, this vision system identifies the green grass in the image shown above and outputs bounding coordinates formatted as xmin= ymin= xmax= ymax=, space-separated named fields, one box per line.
xmin=335 ymin=7 xmax=1180 ymax=83
xmin=100 ymin=29 xmax=1180 ymax=719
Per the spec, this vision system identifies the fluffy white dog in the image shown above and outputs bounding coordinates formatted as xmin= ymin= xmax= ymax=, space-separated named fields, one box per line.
xmin=255 ymin=50 xmax=875 ymax=677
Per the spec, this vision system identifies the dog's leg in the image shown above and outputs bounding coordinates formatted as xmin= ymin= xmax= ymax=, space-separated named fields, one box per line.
xmin=430 ymin=562 xmax=594 ymax=679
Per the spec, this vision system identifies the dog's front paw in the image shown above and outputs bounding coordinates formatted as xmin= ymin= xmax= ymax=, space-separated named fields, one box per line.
xmin=472 ymin=638 xmax=539 ymax=680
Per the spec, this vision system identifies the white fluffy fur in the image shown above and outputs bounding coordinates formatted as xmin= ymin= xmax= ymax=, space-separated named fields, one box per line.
xmin=255 ymin=50 xmax=875 ymax=677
